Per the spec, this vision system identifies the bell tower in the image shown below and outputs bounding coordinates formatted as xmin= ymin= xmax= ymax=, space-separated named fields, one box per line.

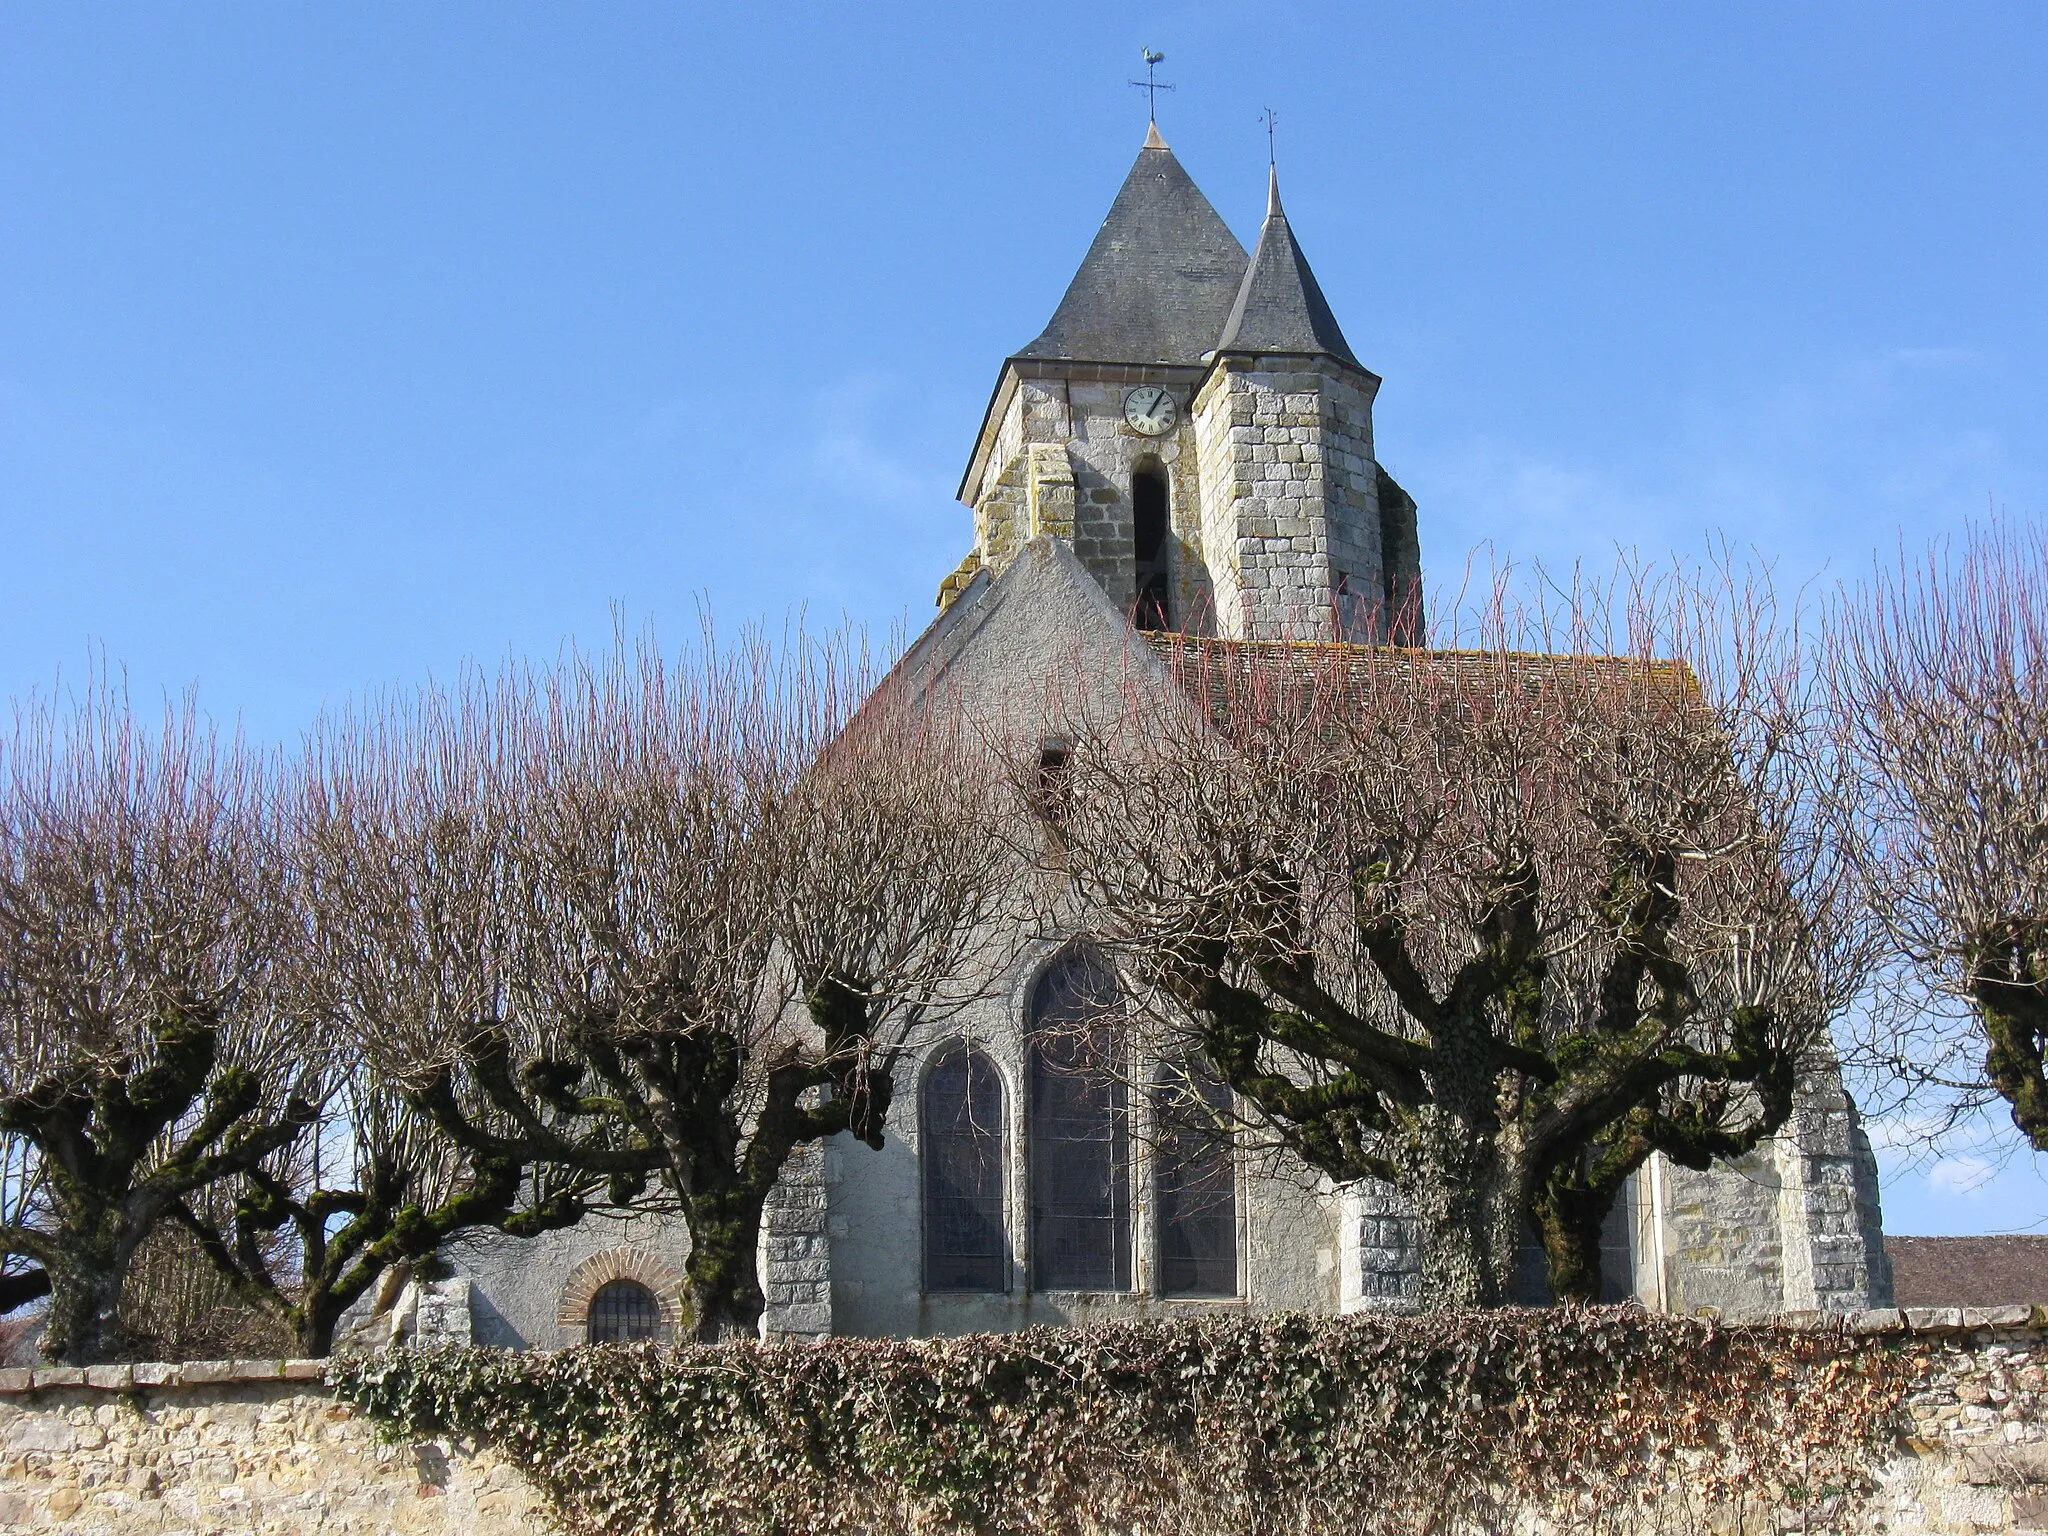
xmin=943 ymin=125 xmax=1422 ymax=644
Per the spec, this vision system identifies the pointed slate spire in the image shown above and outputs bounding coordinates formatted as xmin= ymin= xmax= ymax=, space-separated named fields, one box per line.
xmin=1214 ymin=165 xmax=1359 ymax=366
xmin=1017 ymin=136 xmax=1250 ymax=366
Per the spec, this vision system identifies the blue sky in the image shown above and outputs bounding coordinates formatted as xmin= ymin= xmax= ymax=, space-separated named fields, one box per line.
xmin=3 ymin=3 xmax=2045 ymax=1236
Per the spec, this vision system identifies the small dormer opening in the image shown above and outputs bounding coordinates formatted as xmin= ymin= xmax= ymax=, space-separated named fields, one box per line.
xmin=1132 ymin=465 xmax=1171 ymax=632
xmin=1036 ymin=740 xmax=1073 ymax=826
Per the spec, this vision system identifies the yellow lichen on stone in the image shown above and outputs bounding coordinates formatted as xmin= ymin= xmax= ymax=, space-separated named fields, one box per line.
xmin=1025 ymin=442 xmax=1076 ymax=541
xmin=937 ymin=550 xmax=981 ymax=610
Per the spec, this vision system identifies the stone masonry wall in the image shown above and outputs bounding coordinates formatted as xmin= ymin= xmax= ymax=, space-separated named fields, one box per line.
xmin=1191 ymin=358 xmax=1381 ymax=642
xmin=0 ymin=1363 xmax=551 ymax=1535
xmin=760 ymin=1139 xmax=832 ymax=1342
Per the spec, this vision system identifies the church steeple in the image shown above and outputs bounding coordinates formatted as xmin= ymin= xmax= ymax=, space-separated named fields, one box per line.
xmin=1214 ymin=165 xmax=1358 ymax=366
xmin=1016 ymin=137 xmax=1248 ymax=367
xmin=948 ymin=129 xmax=1417 ymax=649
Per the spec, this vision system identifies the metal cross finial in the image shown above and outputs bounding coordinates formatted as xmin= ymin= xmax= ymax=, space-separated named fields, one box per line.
xmin=1130 ymin=48 xmax=1174 ymax=122
xmin=1262 ymin=106 xmax=1278 ymax=166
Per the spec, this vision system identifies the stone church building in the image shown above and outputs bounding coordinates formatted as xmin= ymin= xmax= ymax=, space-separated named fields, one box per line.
xmin=440 ymin=126 xmax=1893 ymax=1352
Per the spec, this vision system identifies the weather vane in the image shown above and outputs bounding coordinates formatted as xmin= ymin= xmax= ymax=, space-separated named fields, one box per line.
xmin=1262 ymin=106 xmax=1278 ymax=165
xmin=1130 ymin=48 xmax=1174 ymax=122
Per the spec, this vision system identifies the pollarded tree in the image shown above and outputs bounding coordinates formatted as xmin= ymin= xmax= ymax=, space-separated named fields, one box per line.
xmin=1830 ymin=520 xmax=2048 ymax=1151
xmin=319 ymin=631 xmax=1009 ymax=1341
xmin=0 ymin=689 xmax=319 ymax=1363
xmin=164 ymin=1061 xmax=598 ymax=1358
xmin=1039 ymin=563 xmax=1868 ymax=1306
xmin=0 ymin=1138 xmax=49 ymax=1318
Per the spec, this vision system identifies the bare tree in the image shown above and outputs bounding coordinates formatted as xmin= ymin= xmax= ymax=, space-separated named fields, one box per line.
xmin=219 ymin=687 xmax=643 ymax=1357
xmin=163 ymin=1061 xmax=585 ymax=1358
xmin=1830 ymin=520 xmax=2048 ymax=1151
xmin=0 ymin=686 xmax=319 ymax=1363
xmin=0 ymin=1136 xmax=49 ymax=1318
xmin=1039 ymin=560 xmax=1867 ymax=1306
xmin=326 ymin=630 xmax=1009 ymax=1341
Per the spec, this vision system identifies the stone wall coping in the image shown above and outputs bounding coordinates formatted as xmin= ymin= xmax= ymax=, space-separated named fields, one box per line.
xmin=4 ymin=1308 xmax=2046 ymax=1396
xmin=0 ymin=1356 xmax=328 ymax=1394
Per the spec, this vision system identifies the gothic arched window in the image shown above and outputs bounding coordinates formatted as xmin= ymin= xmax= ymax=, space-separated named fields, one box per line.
xmin=586 ymin=1279 xmax=662 ymax=1343
xmin=922 ymin=1045 xmax=1008 ymax=1293
xmin=1028 ymin=948 xmax=1132 ymax=1291
xmin=1132 ymin=465 xmax=1172 ymax=632
xmin=1154 ymin=1060 xmax=1239 ymax=1297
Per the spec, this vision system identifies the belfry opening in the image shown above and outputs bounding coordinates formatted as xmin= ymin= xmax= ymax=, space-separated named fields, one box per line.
xmin=1132 ymin=464 xmax=1171 ymax=632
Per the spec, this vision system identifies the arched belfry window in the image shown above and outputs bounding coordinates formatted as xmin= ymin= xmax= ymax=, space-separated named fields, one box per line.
xmin=921 ymin=1046 xmax=1008 ymax=1293
xmin=1028 ymin=947 xmax=1132 ymax=1290
xmin=1132 ymin=465 xmax=1172 ymax=632
xmin=1154 ymin=1059 xmax=1240 ymax=1297
xmin=586 ymin=1279 xmax=662 ymax=1343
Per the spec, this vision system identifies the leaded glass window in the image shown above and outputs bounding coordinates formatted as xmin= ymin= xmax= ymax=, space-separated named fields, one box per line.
xmin=1028 ymin=948 xmax=1131 ymax=1291
xmin=1155 ymin=1060 xmax=1239 ymax=1297
xmin=922 ymin=1046 xmax=1007 ymax=1292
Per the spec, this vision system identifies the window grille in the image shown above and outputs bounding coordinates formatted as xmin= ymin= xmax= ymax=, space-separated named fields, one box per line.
xmin=922 ymin=1047 xmax=1008 ymax=1292
xmin=1155 ymin=1061 xmax=1239 ymax=1297
xmin=586 ymin=1278 xmax=662 ymax=1343
xmin=1028 ymin=949 xmax=1131 ymax=1291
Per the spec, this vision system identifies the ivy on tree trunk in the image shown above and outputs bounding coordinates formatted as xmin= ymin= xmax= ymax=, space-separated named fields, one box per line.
xmin=0 ymin=1006 xmax=314 ymax=1364
xmin=414 ymin=976 xmax=890 ymax=1343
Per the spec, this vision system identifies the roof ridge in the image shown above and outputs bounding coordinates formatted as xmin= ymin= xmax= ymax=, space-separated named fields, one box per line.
xmin=1143 ymin=633 xmax=1690 ymax=669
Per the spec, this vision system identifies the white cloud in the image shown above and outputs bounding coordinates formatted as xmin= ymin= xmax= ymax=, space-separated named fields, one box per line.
xmin=1410 ymin=342 xmax=2028 ymax=591
xmin=1927 ymin=1156 xmax=1996 ymax=1197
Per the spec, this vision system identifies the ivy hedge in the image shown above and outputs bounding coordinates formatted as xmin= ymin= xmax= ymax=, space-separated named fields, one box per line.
xmin=329 ymin=1309 xmax=1919 ymax=1536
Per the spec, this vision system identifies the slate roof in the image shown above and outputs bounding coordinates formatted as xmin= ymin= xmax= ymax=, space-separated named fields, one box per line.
xmin=1016 ymin=139 xmax=1250 ymax=367
xmin=1886 ymin=1236 xmax=2048 ymax=1307
xmin=1215 ymin=168 xmax=1360 ymax=367
xmin=1018 ymin=140 xmax=1366 ymax=372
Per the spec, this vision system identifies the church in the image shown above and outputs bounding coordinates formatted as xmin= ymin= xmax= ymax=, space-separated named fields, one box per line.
xmin=438 ymin=124 xmax=1894 ymax=1351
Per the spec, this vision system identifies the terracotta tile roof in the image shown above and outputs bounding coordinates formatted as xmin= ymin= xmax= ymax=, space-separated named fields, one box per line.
xmin=1885 ymin=1235 xmax=2048 ymax=1307
xmin=1143 ymin=634 xmax=1699 ymax=723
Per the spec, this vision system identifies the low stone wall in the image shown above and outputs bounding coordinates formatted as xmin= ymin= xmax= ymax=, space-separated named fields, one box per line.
xmin=5 ymin=1311 xmax=2048 ymax=1534
xmin=0 ymin=1360 xmax=550 ymax=1535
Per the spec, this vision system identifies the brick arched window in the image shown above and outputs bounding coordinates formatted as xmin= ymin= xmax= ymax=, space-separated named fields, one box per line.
xmin=557 ymin=1247 xmax=683 ymax=1344
xmin=587 ymin=1279 xmax=663 ymax=1343
xmin=922 ymin=1045 xmax=1007 ymax=1293
xmin=1028 ymin=947 xmax=1131 ymax=1291
xmin=1154 ymin=1059 xmax=1239 ymax=1297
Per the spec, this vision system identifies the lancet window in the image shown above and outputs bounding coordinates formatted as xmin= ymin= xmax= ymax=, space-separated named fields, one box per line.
xmin=921 ymin=1045 xmax=1008 ymax=1292
xmin=1132 ymin=465 xmax=1172 ymax=632
xmin=1028 ymin=948 xmax=1132 ymax=1291
xmin=1153 ymin=1059 xmax=1239 ymax=1297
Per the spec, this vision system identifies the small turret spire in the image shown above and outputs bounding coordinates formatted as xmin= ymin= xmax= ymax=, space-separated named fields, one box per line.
xmin=1214 ymin=145 xmax=1358 ymax=366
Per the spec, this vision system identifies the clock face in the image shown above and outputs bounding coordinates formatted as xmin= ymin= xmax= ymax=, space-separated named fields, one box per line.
xmin=1123 ymin=385 xmax=1179 ymax=436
